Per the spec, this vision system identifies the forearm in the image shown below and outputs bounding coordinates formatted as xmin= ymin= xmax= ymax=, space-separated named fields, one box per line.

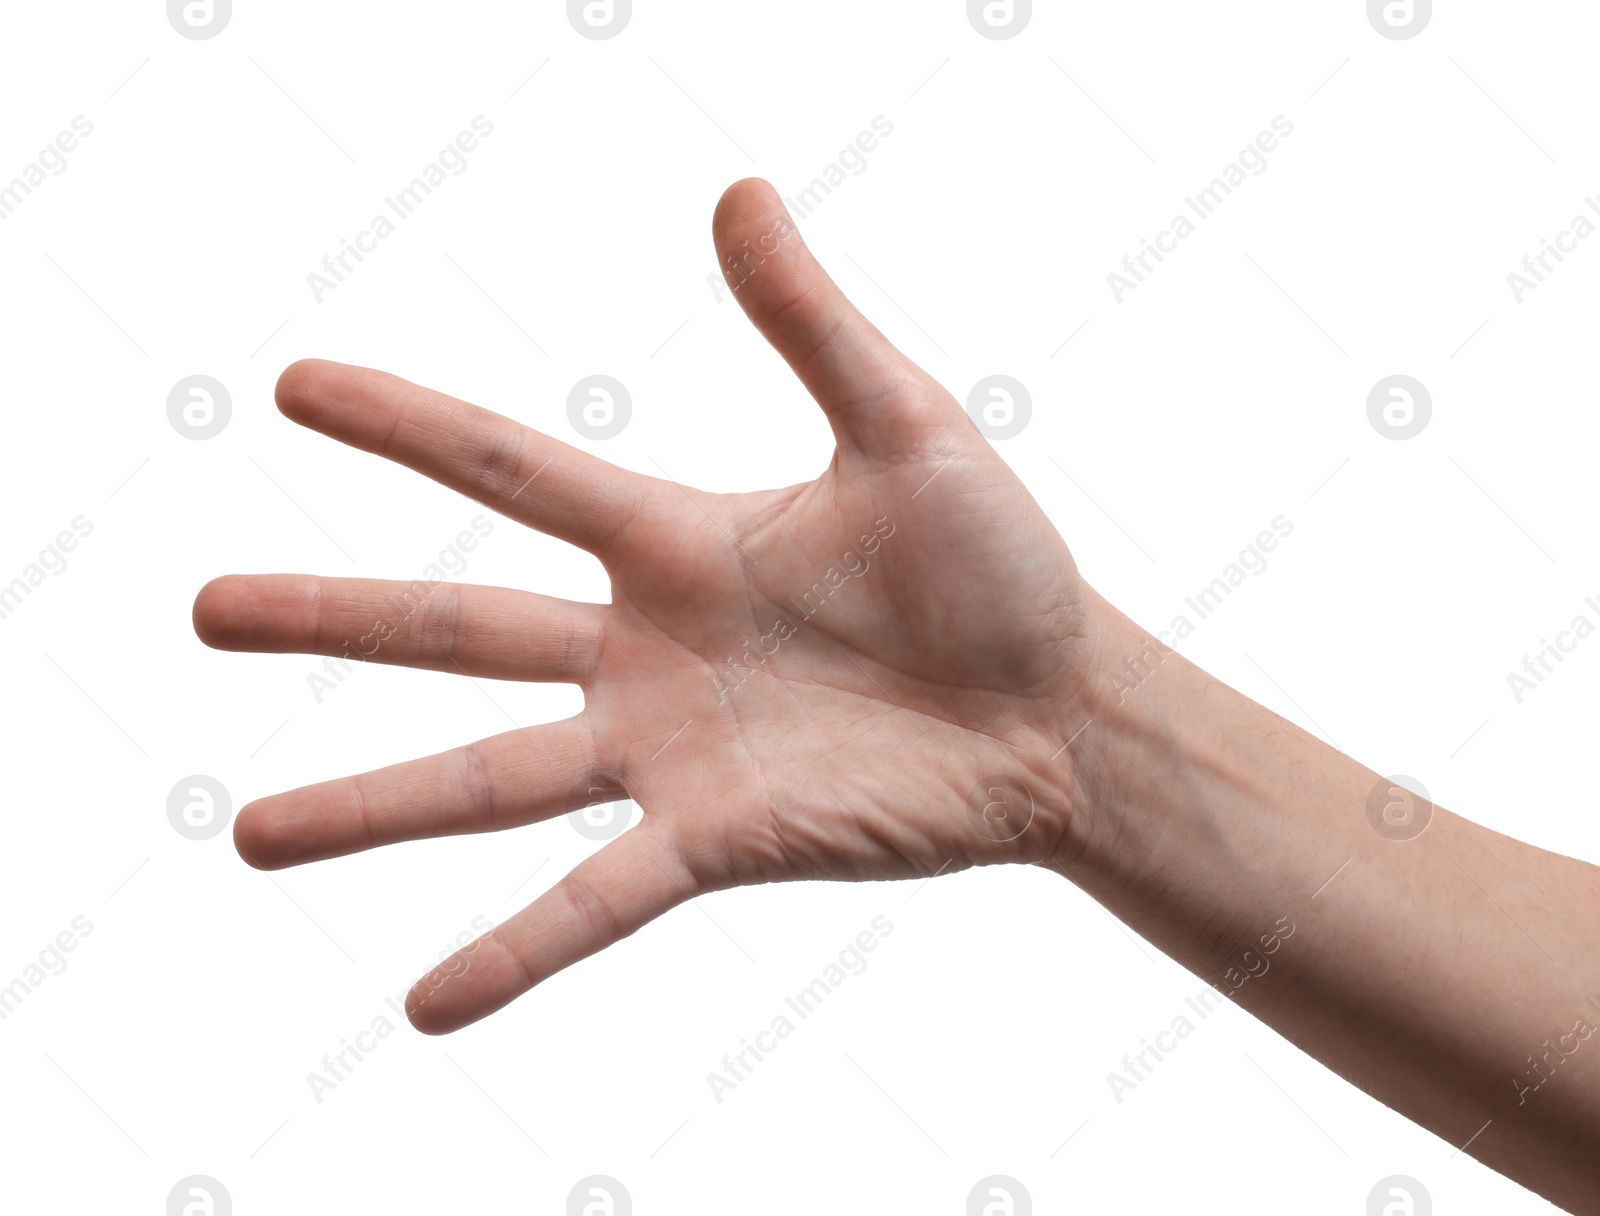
xmin=1051 ymin=590 xmax=1600 ymax=1211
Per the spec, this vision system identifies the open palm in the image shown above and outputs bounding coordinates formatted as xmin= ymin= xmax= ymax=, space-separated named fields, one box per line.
xmin=195 ymin=179 xmax=1097 ymax=1033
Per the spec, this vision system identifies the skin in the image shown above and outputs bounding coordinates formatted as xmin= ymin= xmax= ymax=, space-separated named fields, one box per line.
xmin=194 ymin=179 xmax=1600 ymax=1211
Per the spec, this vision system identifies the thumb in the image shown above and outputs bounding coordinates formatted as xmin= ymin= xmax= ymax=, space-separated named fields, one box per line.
xmin=712 ymin=177 xmax=948 ymax=459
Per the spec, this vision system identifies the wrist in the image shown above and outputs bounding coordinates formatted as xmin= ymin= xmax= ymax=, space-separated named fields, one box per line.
xmin=1024 ymin=587 xmax=1166 ymax=878
xmin=1034 ymin=591 xmax=1372 ymax=967
xmin=1034 ymin=590 xmax=1295 ymax=896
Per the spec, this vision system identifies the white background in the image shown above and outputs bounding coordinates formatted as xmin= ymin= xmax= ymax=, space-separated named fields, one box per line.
xmin=1 ymin=1 xmax=1596 ymax=1212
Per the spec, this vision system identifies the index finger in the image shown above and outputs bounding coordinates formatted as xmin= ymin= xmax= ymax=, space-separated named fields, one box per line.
xmin=275 ymin=358 xmax=647 ymax=555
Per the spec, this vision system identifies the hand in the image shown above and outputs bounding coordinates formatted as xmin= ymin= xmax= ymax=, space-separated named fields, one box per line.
xmin=195 ymin=180 xmax=1100 ymax=1032
xmin=190 ymin=178 xmax=1600 ymax=1211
